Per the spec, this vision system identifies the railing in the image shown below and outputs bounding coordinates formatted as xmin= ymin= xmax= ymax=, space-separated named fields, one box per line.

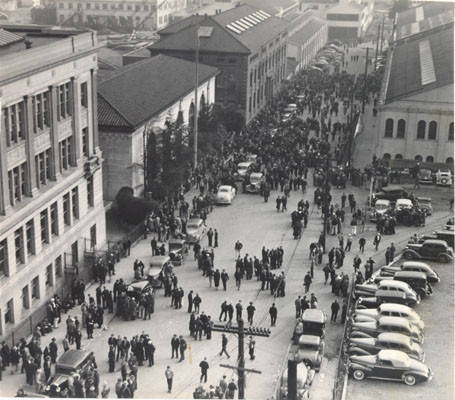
xmin=332 ymin=273 xmax=356 ymax=400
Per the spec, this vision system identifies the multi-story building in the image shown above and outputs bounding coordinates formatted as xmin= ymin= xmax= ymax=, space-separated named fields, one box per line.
xmin=0 ymin=25 xmax=106 ymax=340
xmin=149 ymin=4 xmax=289 ymax=124
xmin=374 ymin=4 xmax=454 ymax=164
xmin=98 ymin=54 xmax=218 ymax=200
xmin=55 ymin=0 xmax=201 ymax=31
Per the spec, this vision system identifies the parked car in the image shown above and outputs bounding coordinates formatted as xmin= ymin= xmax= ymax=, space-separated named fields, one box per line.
xmin=416 ymin=197 xmax=433 ymax=215
xmin=418 ymin=169 xmax=433 ymax=184
xmin=216 ymin=185 xmax=236 ymax=205
xmin=433 ymin=229 xmax=455 ymax=248
xmin=280 ymin=362 xmax=315 ymax=400
xmin=380 ymin=261 xmax=440 ymax=283
xmin=403 ymin=239 xmax=454 ymax=263
xmin=435 ymin=169 xmax=452 ymax=186
xmin=384 ymin=271 xmax=433 ymax=298
xmin=245 ymin=154 xmax=258 ymax=163
xmin=281 ymin=113 xmax=292 ymax=123
xmin=186 ymin=218 xmax=206 ymax=243
xmin=168 ymin=239 xmax=188 ymax=266
xmin=349 ymin=350 xmax=433 ymax=385
xmin=125 ymin=280 xmax=154 ymax=301
xmin=351 ymin=316 xmax=423 ymax=344
xmin=348 ymin=332 xmax=425 ymax=361
xmin=356 ymin=290 xmax=415 ymax=308
xmin=354 ymin=280 xmax=420 ymax=306
xmin=293 ymin=309 xmax=326 ymax=344
xmin=371 ymin=185 xmax=407 ymax=205
xmin=235 ymin=161 xmax=255 ymax=181
xmin=396 ymin=198 xmax=413 ymax=210
xmin=50 ymin=350 xmax=92 ymax=389
xmin=246 ymin=172 xmax=265 ymax=194
xmin=295 ymin=334 xmax=325 ymax=371
xmin=353 ymin=303 xmax=424 ymax=331
xmin=148 ymin=256 xmax=172 ymax=288
xmin=369 ymin=199 xmax=391 ymax=221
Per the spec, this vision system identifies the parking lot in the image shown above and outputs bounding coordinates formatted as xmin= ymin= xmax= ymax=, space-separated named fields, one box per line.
xmin=346 ymin=256 xmax=454 ymax=400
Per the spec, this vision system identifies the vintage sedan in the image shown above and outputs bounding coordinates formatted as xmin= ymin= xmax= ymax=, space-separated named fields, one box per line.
xmin=186 ymin=218 xmax=206 ymax=244
xmin=353 ymin=303 xmax=424 ymax=331
xmin=216 ymin=185 xmax=236 ymax=205
xmin=355 ymin=280 xmax=420 ymax=306
xmin=246 ymin=172 xmax=265 ymax=194
xmin=349 ymin=349 xmax=433 ymax=385
xmin=380 ymin=261 xmax=440 ymax=283
xmin=351 ymin=316 xmax=423 ymax=344
xmin=295 ymin=334 xmax=325 ymax=371
xmin=416 ymin=197 xmax=433 ymax=215
xmin=403 ymin=239 xmax=454 ymax=263
xmin=396 ymin=198 xmax=413 ymax=210
xmin=348 ymin=332 xmax=425 ymax=361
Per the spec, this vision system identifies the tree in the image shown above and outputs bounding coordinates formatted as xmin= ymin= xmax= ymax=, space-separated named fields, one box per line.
xmin=389 ymin=0 xmax=410 ymax=19
xmin=115 ymin=186 xmax=159 ymax=224
xmin=145 ymin=128 xmax=159 ymax=192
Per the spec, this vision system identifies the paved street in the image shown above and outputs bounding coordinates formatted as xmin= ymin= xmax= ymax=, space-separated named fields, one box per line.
xmin=2 ymin=173 xmax=452 ymax=399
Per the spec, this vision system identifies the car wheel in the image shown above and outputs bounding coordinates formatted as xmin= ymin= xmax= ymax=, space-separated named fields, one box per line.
xmin=438 ymin=254 xmax=449 ymax=263
xmin=404 ymin=252 xmax=414 ymax=260
xmin=352 ymin=369 xmax=365 ymax=381
xmin=404 ymin=374 xmax=417 ymax=386
xmin=441 ymin=178 xmax=448 ymax=185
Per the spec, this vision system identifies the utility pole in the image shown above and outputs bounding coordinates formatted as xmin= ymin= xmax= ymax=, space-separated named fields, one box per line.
xmin=379 ymin=16 xmax=385 ymax=54
xmin=212 ymin=319 xmax=270 ymax=399
xmin=362 ymin=47 xmax=370 ymax=114
xmin=322 ymin=155 xmax=331 ymax=253
xmin=193 ymin=25 xmax=200 ymax=170
xmin=374 ymin=23 xmax=380 ymax=71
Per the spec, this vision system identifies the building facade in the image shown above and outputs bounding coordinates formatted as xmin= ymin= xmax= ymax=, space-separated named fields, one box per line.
xmin=0 ymin=26 xmax=106 ymax=340
xmin=55 ymin=0 xmax=200 ymax=31
xmin=375 ymin=9 xmax=454 ymax=164
xmin=98 ymin=54 xmax=218 ymax=201
xmin=150 ymin=5 xmax=289 ymax=123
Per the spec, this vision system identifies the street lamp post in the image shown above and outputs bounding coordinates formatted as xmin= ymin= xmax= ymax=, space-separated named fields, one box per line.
xmin=193 ymin=25 xmax=200 ymax=170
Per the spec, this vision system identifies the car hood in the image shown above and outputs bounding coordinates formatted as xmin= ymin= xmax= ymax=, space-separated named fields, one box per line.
xmin=354 ymin=309 xmax=378 ymax=318
xmin=187 ymin=228 xmax=199 ymax=234
xmin=297 ymin=349 xmax=319 ymax=362
xmin=217 ymin=192 xmax=231 ymax=198
xmin=349 ymin=354 xmax=376 ymax=365
xmin=349 ymin=337 xmax=375 ymax=346
xmin=50 ymin=374 xmax=69 ymax=387
xmin=408 ymin=359 xmax=430 ymax=375
xmin=352 ymin=321 xmax=376 ymax=330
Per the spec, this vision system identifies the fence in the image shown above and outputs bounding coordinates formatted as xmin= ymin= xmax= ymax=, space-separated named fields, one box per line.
xmin=332 ymin=273 xmax=356 ymax=400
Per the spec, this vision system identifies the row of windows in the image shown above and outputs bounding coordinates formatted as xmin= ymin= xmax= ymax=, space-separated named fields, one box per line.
xmin=249 ymin=44 xmax=286 ymax=88
xmin=383 ymin=153 xmax=454 ymax=165
xmin=2 ymin=81 xmax=88 ymax=148
xmin=248 ymin=65 xmax=286 ymax=115
xmin=384 ymin=119 xmax=454 ymax=141
xmin=60 ymin=2 xmax=155 ymax=12
xmin=0 ymin=180 xmax=93 ymax=277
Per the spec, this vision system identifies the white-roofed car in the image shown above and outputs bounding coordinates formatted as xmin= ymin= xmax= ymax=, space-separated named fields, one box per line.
xmin=369 ymin=199 xmax=391 ymax=221
xmin=216 ymin=185 xmax=236 ymax=205
xmin=349 ymin=349 xmax=433 ymax=385
xmin=396 ymin=198 xmax=413 ymax=210
xmin=246 ymin=172 xmax=265 ymax=194
xmin=235 ymin=161 xmax=255 ymax=181
xmin=353 ymin=303 xmax=424 ymax=331
xmin=380 ymin=261 xmax=439 ymax=283
xmin=354 ymin=279 xmax=420 ymax=306
xmin=416 ymin=197 xmax=433 ymax=215
xmin=186 ymin=218 xmax=206 ymax=243
xmin=295 ymin=334 xmax=325 ymax=371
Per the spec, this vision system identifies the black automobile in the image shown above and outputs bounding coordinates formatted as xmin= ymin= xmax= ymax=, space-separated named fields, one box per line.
xmin=371 ymin=185 xmax=407 ymax=205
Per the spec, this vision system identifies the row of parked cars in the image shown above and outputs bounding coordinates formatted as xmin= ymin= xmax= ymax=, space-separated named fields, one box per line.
xmin=347 ymin=258 xmax=441 ymax=385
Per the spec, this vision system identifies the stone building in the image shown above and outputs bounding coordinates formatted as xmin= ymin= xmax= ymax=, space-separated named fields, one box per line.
xmin=98 ymin=54 xmax=218 ymax=201
xmin=0 ymin=25 xmax=106 ymax=339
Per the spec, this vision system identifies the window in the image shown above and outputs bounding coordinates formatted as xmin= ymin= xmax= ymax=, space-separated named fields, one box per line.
xmin=35 ymin=149 xmax=51 ymax=187
xmin=382 ymin=153 xmax=391 ymax=160
xmin=94 ymin=3 xmax=99 ymax=10
xmin=426 ymin=156 xmax=434 ymax=163
xmin=72 ymin=187 xmax=79 ymax=219
xmin=82 ymin=127 xmax=89 ymax=157
xmin=26 ymin=219 xmax=35 ymax=256
xmin=228 ymin=58 xmax=237 ymax=64
xmin=446 ymin=157 xmax=454 ymax=165
xmin=59 ymin=2 xmax=64 ymax=8
xmin=55 ymin=256 xmax=62 ymax=279
xmin=31 ymin=276 xmax=40 ymax=300
xmin=8 ymin=162 xmax=27 ymax=205
xmin=86 ymin=2 xmax=91 ymax=9
xmin=87 ymin=176 xmax=94 ymax=207
xmin=397 ymin=119 xmax=406 ymax=138
xmin=46 ymin=264 xmax=53 ymax=287
xmin=384 ymin=118 xmax=393 ymax=137
xmin=50 ymin=202 xmax=58 ymax=236
xmin=72 ymin=241 xmax=79 ymax=265
xmin=395 ymin=153 xmax=403 ymax=159
xmin=5 ymin=299 xmax=14 ymax=324
xmin=449 ymin=122 xmax=454 ymax=141
xmin=90 ymin=224 xmax=97 ymax=248
xmin=250 ymin=71 xmax=253 ymax=87
xmin=118 ymin=3 xmax=123 ymax=10
xmin=102 ymin=3 xmax=107 ymax=9
xmin=415 ymin=155 xmax=423 ymax=162
xmin=58 ymin=83 xmax=71 ymax=120
xmin=127 ymin=4 xmax=132 ymax=10
xmin=63 ymin=193 xmax=71 ymax=226
xmin=40 ymin=209 xmax=49 ymax=244
xmin=59 ymin=138 xmax=72 ymax=172
xmin=68 ymin=2 xmax=73 ymax=8
xmin=22 ymin=286 xmax=29 ymax=309
xmin=80 ymin=82 xmax=88 ymax=108
xmin=135 ymin=4 xmax=140 ymax=11
xmin=0 ymin=239 xmax=8 ymax=277
xmin=144 ymin=4 xmax=148 ymax=11
xmin=417 ymin=120 xmax=426 ymax=139
xmin=249 ymin=96 xmax=252 ymax=113
xmin=3 ymin=102 xmax=25 ymax=146
xmin=428 ymin=121 xmax=437 ymax=140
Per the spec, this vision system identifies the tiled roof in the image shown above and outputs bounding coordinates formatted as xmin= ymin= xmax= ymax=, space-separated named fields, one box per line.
xmin=157 ymin=15 xmax=205 ymax=37
xmin=150 ymin=4 xmax=289 ymax=55
xmin=98 ymin=54 xmax=219 ymax=129
xmin=239 ymin=0 xmax=298 ymax=16
xmin=385 ymin=25 xmax=453 ymax=103
xmin=289 ymin=19 xmax=326 ymax=44
xmin=396 ymin=8 xmax=454 ymax=40
xmin=0 ymin=28 xmax=24 ymax=48
xmin=395 ymin=1 xmax=453 ymax=28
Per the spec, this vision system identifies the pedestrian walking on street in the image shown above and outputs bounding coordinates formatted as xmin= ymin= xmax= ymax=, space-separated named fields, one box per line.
xmin=199 ymin=358 xmax=209 ymax=383
xmin=234 ymin=241 xmax=243 ymax=258
xmin=331 ymin=300 xmax=340 ymax=322
xmin=345 ymin=234 xmax=353 ymax=251
xmin=276 ymin=196 xmax=282 ymax=212
xmin=247 ymin=302 xmax=256 ymax=325
xmin=219 ymin=334 xmax=230 ymax=358
xmin=359 ymin=237 xmax=366 ymax=253
xmin=178 ymin=336 xmax=187 ymax=362
xmin=235 ymin=300 xmax=243 ymax=321
xmin=214 ymin=229 xmax=219 ymax=248
xmin=234 ymin=268 xmax=242 ymax=290
xmin=248 ymin=336 xmax=256 ymax=360
xmin=341 ymin=302 xmax=348 ymax=323
xmin=207 ymin=228 xmax=214 ymax=247
xmin=165 ymin=366 xmax=174 ymax=393
xmin=373 ymin=232 xmax=381 ymax=251
xmin=295 ymin=296 xmax=302 ymax=318
xmin=221 ymin=269 xmax=229 ymax=291
xmin=171 ymin=335 xmax=179 ymax=359
xmin=269 ymin=303 xmax=278 ymax=326
xmin=304 ymin=271 xmax=312 ymax=293
xmin=193 ymin=293 xmax=202 ymax=314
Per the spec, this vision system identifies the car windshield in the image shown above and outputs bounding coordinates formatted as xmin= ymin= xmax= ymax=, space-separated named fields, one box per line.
xmin=300 ymin=343 xmax=319 ymax=350
xmin=376 ymin=204 xmax=388 ymax=210
xmin=219 ymin=188 xmax=229 ymax=192
xmin=187 ymin=224 xmax=198 ymax=229
xmin=419 ymin=199 xmax=430 ymax=205
xmin=238 ymin=166 xmax=248 ymax=171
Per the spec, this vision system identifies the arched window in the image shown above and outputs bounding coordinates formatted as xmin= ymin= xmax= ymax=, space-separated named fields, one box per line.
xmin=449 ymin=122 xmax=454 ymax=141
xmin=384 ymin=118 xmax=394 ymax=137
xmin=426 ymin=156 xmax=434 ymax=163
xmin=395 ymin=154 xmax=403 ymax=159
xmin=417 ymin=120 xmax=426 ymax=139
xmin=415 ymin=155 xmax=423 ymax=162
xmin=397 ymin=119 xmax=406 ymax=138
xmin=446 ymin=157 xmax=454 ymax=165
xmin=188 ymin=102 xmax=195 ymax=128
xmin=382 ymin=153 xmax=391 ymax=160
xmin=428 ymin=121 xmax=437 ymax=140
xmin=200 ymin=93 xmax=206 ymax=109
